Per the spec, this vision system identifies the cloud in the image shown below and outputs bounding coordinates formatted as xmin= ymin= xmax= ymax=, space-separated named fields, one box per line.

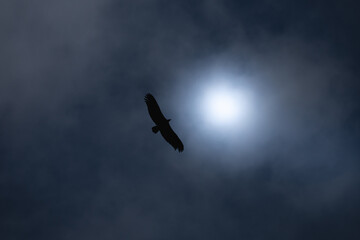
xmin=1 ymin=0 xmax=359 ymax=239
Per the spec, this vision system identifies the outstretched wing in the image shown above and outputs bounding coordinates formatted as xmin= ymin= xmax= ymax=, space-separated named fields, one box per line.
xmin=160 ymin=125 xmax=184 ymax=152
xmin=144 ymin=93 xmax=166 ymax=125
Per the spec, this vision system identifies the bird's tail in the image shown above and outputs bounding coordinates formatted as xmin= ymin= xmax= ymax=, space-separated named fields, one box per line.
xmin=152 ymin=126 xmax=159 ymax=133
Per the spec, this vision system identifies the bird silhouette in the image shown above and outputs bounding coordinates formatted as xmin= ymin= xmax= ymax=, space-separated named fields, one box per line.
xmin=144 ymin=93 xmax=184 ymax=152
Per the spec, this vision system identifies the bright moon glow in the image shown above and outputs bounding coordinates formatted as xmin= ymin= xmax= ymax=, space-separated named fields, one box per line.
xmin=203 ymin=86 xmax=250 ymax=127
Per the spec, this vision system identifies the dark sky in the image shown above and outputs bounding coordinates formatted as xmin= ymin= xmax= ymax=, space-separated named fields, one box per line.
xmin=1 ymin=0 xmax=360 ymax=239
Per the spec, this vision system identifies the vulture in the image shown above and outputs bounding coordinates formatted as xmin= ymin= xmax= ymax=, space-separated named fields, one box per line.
xmin=144 ymin=93 xmax=184 ymax=152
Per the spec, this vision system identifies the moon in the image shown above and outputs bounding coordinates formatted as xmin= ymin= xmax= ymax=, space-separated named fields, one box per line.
xmin=202 ymin=85 xmax=251 ymax=127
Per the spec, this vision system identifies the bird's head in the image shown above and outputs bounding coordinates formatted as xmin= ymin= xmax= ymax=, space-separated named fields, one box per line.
xmin=167 ymin=119 xmax=171 ymax=122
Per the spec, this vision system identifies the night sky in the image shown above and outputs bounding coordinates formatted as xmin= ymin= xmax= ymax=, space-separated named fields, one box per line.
xmin=1 ymin=0 xmax=360 ymax=239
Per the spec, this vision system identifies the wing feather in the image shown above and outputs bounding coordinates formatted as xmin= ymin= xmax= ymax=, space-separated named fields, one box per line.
xmin=160 ymin=125 xmax=184 ymax=152
xmin=144 ymin=93 xmax=166 ymax=124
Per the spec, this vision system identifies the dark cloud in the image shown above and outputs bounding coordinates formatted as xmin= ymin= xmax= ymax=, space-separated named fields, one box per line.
xmin=1 ymin=0 xmax=360 ymax=239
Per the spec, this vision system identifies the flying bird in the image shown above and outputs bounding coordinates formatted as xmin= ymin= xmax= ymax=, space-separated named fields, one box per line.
xmin=144 ymin=93 xmax=184 ymax=152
